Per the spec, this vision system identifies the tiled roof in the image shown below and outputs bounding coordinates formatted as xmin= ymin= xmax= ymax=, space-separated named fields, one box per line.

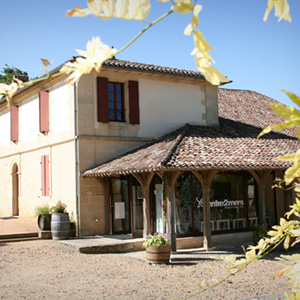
xmin=218 ymin=88 xmax=295 ymax=137
xmin=83 ymin=89 xmax=300 ymax=177
xmin=0 ymin=59 xmax=207 ymax=106
xmin=102 ymin=59 xmax=206 ymax=79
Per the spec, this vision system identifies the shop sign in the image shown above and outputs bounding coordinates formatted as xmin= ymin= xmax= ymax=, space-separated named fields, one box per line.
xmin=196 ymin=197 xmax=244 ymax=208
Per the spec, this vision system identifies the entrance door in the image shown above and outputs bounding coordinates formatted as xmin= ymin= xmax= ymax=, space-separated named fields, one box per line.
xmin=150 ymin=175 xmax=166 ymax=234
xmin=12 ymin=163 xmax=19 ymax=216
xmin=131 ymin=178 xmax=143 ymax=237
xmin=110 ymin=178 xmax=131 ymax=234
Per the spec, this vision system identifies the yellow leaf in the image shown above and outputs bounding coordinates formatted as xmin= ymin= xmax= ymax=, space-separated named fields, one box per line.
xmin=66 ymin=5 xmax=90 ymax=17
xmin=263 ymin=0 xmax=291 ymax=22
xmin=40 ymin=58 xmax=51 ymax=67
xmin=269 ymin=103 xmax=300 ymax=121
xmin=284 ymin=162 xmax=300 ymax=185
xmin=282 ymin=90 xmax=300 ymax=108
xmin=172 ymin=0 xmax=194 ymax=14
xmin=284 ymin=235 xmax=291 ymax=249
xmin=184 ymin=4 xmax=202 ymax=36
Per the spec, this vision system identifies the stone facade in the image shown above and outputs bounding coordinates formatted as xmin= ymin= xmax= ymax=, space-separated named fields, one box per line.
xmin=0 ymin=63 xmax=213 ymax=237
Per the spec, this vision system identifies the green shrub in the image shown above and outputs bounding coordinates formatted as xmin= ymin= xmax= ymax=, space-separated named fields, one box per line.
xmin=143 ymin=235 xmax=170 ymax=248
xmin=34 ymin=204 xmax=51 ymax=216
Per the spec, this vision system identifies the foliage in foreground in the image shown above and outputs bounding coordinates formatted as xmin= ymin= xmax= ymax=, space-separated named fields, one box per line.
xmin=0 ymin=0 xmax=292 ymax=107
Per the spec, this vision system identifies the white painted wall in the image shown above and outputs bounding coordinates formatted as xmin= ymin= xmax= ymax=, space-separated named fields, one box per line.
xmin=19 ymin=95 xmax=39 ymax=143
xmin=0 ymin=110 xmax=11 ymax=147
xmin=138 ymin=79 xmax=206 ymax=137
xmin=50 ymin=84 xmax=72 ymax=134
xmin=0 ymin=80 xmax=76 ymax=217
xmin=78 ymin=72 xmax=208 ymax=139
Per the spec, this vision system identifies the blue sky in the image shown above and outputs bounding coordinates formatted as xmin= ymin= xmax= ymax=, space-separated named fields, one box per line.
xmin=1 ymin=1 xmax=299 ymax=106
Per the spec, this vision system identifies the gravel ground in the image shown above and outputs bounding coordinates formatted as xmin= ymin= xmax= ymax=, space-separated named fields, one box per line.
xmin=0 ymin=240 xmax=293 ymax=300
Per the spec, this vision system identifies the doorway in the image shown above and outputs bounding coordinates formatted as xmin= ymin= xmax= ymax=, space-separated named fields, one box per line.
xmin=12 ymin=163 xmax=19 ymax=216
xmin=150 ymin=175 xmax=166 ymax=234
xmin=109 ymin=176 xmax=144 ymax=237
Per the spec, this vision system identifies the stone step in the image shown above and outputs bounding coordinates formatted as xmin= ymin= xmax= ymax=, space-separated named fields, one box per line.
xmin=0 ymin=237 xmax=40 ymax=243
xmin=0 ymin=232 xmax=39 ymax=243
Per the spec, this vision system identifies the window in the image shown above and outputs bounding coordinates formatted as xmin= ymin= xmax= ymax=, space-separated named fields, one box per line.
xmin=209 ymin=172 xmax=259 ymax=231
xmin=108 ymin=82 xmax=124 ymax=122
xmin=10 ymin=105 xmax=19 ymax=142
xmin=97 ymin=77 xmax=140 ymax=124
xmin=175 ymin=173 xmax=203 ymax=235
xmin=39 ymin=91 xmax=49 ymax=133
xmin=41 ymin=155 xmax=50 ymax=196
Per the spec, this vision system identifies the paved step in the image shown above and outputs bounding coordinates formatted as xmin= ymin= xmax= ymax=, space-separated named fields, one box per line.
xmin=0 ymin=232 xmax=39 ymax=243
xmin=0 ymin=237 xmax=40 ymax=243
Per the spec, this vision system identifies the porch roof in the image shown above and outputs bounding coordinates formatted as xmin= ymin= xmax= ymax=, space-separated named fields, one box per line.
xmin=83 ymin=127 xmax=299 ymax=177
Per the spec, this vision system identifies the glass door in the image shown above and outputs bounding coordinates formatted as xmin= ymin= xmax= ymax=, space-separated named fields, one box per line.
xmin=132 ymin=178 xmax=143 ymax=237
xmin=110 ymin=178 xmax=131 ymax=234
xmin=150 ymin=175 xmax=166 ymax=234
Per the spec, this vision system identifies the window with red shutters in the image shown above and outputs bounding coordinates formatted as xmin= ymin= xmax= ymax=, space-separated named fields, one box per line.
xmin=10 ymin=105 xmax=19 ymax=142
xmin=41 ymin=155 xmax=50 ymax=196
xmin=39 ymin=91 xmax=49 ymax=133
xmin=97 ymin=77 xmax=140 ymax=124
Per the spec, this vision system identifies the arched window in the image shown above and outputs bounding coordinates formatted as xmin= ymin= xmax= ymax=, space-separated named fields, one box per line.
xmin=175 ymin=172 xmax=203 ymax=236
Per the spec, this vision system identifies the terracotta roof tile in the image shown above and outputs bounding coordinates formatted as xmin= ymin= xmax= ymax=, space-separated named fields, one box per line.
xmin=102 ymin=59 xmax=205 ymax=79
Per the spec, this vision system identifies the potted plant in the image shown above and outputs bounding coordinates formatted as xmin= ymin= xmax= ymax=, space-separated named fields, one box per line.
xmin=143 ymin=235 xmax=171 ymax=264
xmin=50 ymin=201 xmax=70 ymax=240
xmin=252 ymin=223 xmax=270 ymax=245
xmin=34 ymin=204 xmax=51 ymax=231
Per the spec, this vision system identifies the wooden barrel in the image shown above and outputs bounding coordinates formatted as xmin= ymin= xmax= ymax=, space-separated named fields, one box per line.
xmin=37 ymin=214 xmax=51 ymax=231
xmin=146 ymin=245 xmax=171 ymax=264
xmin=51 ymin=213 xmax=70 ymax=240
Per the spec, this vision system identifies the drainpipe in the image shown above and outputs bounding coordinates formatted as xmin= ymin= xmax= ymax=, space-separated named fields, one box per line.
xmin=74 ymin=83 xmax=80 ymax=237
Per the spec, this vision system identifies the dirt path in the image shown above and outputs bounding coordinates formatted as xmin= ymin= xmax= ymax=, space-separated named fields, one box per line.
xmin=0 ymin=240 xmax=292 ymax=300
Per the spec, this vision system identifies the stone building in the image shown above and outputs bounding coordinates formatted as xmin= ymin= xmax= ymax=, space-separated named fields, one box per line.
xmin=0 ymin=59 xmax=298 ymax=249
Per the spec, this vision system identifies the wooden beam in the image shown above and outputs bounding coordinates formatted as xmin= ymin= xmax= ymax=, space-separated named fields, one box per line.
xmin=249 ymin=170 xmax=272 ymax=225
xmin=132 ymin=173 xmax=154 ymax=238
xmin=163 ymin=172 xmax=181 ymax=252
xmin=193 ymin=170 xmax=218 ymax=250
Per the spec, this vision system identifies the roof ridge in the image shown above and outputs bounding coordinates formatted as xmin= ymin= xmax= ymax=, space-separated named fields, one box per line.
xmin=160 ymin=123 xmax=190 ymax=167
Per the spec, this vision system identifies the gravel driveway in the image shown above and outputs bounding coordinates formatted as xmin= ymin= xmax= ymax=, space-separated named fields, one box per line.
xmin=0 ymin=240 xmax=292 ymax=299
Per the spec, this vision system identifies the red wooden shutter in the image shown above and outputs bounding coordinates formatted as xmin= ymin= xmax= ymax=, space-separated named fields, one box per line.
xmin=128 ymin=80 xmax=140 ymax=125
xmin=10 ymin=105 xmax=19 ymax=142
xmin=41 ymin=155 xmax=50 ymax=196
xmin=39 ymin=91 xmax=49 ymax=132
xmin=97 ymin=77 xmax=109 ymax=123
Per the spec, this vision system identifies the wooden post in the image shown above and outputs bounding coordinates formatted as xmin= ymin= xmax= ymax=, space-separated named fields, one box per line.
xmin=133 ymin=173 xmax=154 ymax=239
xmin=249 ymin=170 xmax=271 ymax=225
xmin=166 ymin=182 xmax=176 ymax=252
xmin=202 ymin=182 xmax=211 ymax=249
xmin=192 ymin=170 xmax=218 ymax=250
xmin=142 ymin=186 xmax=150 ymax=238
